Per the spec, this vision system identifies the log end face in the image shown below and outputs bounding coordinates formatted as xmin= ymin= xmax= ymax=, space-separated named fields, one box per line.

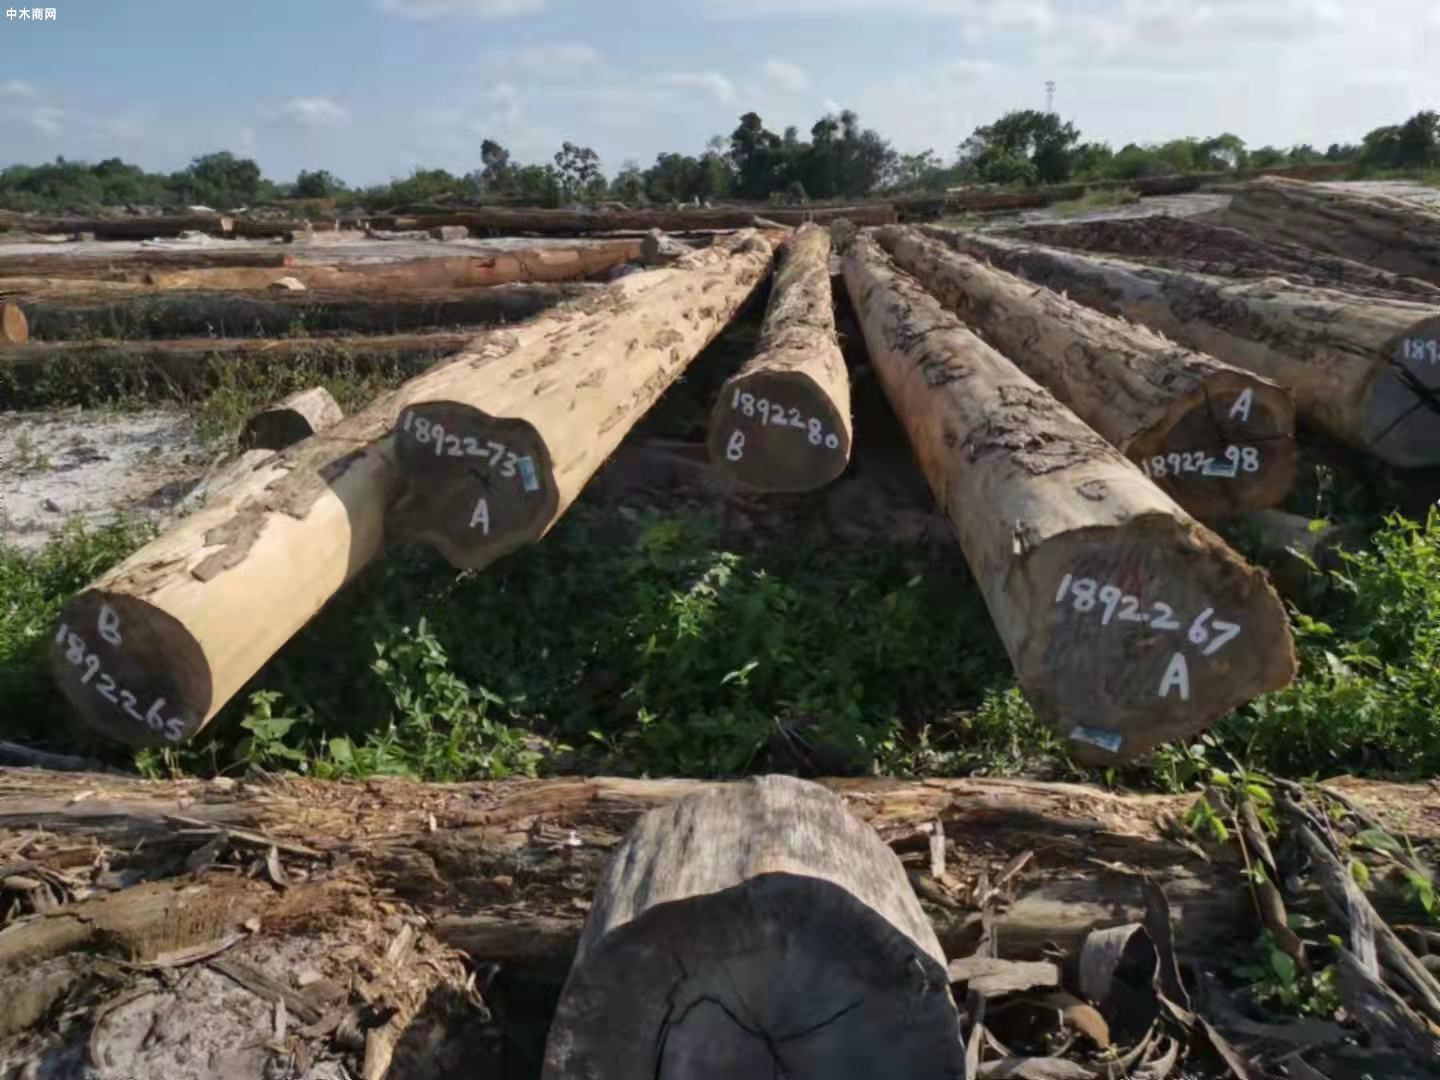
xmin=708 ymin=370 xmax=851 ymax=492
xmin=1 ymin=302 xmax=28 ymax=345
xmin=51 ymin=591 xmax=212 ymax=748
xmin=1019 ymin=523 xmax=1296 ymax=762
xmin=388 ymin=401 xmax=558 ymax=570
xmin=1366 ymin=317 xmax=1440 ymax=468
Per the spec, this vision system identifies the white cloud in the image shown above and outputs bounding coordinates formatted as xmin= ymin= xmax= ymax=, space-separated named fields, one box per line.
xmin=657 ymin=70 xmax=737 ymax=105
xmin=509 ymin=41 xmax=602 ymax=68
xmin=29 ymin=106 xmax=64 ymax=135
xmin=279 ymin=97 xmax=351 ymax=127
xmin=0 ymin=79 xmax=36 ymax=99
xmin=763 ymin=57 xmax=808 ymax=93
xmin=376 ymin=0 xmax=543 ymax=18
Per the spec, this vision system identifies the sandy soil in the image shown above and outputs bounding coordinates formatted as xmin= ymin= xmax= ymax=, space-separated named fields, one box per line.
xmin=0 ymin=408 xmax=210 ymax=551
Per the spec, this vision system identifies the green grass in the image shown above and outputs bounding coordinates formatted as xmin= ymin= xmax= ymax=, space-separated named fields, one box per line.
xmin=1050 ymin=186 xmax=1142 ymax=216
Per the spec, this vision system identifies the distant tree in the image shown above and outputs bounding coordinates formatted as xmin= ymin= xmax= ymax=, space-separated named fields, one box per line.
xmin=610 ymin=159 xmax=646 ymax=204
xmin=293 ymin=169 xmax=344 ymax=198
xmin=176 ymin=151 xmax=263 ymax=208
xmin=1358 ymin=124 xmax=1405 ymax=170
xmin=1197 ymin=133 xmax=1248 ymax=171
xmin=890 ymin=149 xmax=944 ymax=191
xmin=1325 ymin=142 xmax=1361 ymax=162
xmin=1288 ymin=144 xmax=1326 ymax=165
xmin=511 ymin=163 xmax=562 ymax=207
xmin=729 ymin=112 xmax=785 ymax=199
xmin=1248 ymin=146 xmax=1289 ymax=169
xmin=1396 ymin=110 xmax=1440 ymax=169
xmin=959 ymin=110 xmax=1079 ymax=186
xmin=480 ymin=139 xmax=514 ymax=192
xmin=1070 ymin=141 xmax=1114 ymax=180
xmin=644 ymin=152 xmax=703 ymax=203
xmin=554 ymin=141 xmax=604 ymax=201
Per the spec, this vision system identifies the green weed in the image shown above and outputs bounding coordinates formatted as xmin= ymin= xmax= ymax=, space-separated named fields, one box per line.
xmin=1050 ymin=187 xmax=1141 ymax=216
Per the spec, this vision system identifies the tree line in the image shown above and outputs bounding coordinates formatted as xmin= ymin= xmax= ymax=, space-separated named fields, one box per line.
xmin=1 ymin=107 xmax=1436 ymax=214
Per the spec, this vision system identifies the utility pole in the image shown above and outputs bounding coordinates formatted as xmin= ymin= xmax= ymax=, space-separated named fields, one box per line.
xmin=1045 ymin=80 xmax=1056 ymax=114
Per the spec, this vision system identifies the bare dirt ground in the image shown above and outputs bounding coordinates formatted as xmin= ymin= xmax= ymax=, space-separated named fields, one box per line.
xmin=0 ymin=409 xmax=209 ymax=551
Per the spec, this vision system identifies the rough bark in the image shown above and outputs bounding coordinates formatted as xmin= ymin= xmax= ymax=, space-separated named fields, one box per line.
xmin=0 ymin=212 xmax=234 ymax=240
xmin=893 ymin=174 xmax=1224 ymax=221
xmin=0 ymin=302 xmax=26 ymax=345
xmin=386 ymin=230 xmax=777 ymax=570
xmin=926 ymin=229 xmax=1440 ymax=470
xmin=368 ymin=204 xmax=895 ymax=234
xmin=1214 ymin=177 xmax=1440 ymax=285
xmin=875 ymin=226 xmax=1296 ymax=519
xmin=0 ymin=250 xmax=298 ymax=279
xmin=13 ymin=282 xmax=597 ymax=341
xmin=240 ymin=386 xmax=344 ymax=451
xmin=1001 ymin=215 xmax=1440 ymax=302
xmin=2 ymin=331 xmax=474 ymax=393
xmin=707 ymin=223 xmax=852 ymax=492
xmin=542 ymin=775 xmax=963 ymax=1079
xmin=842 ymin=233 xmax=1295 ymax=761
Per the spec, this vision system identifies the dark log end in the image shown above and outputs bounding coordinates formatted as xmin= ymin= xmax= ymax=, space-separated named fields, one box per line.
xmin=544 ymin=873 xmax=963 ymax=1080
xmin=1024 ymin=526 xmax=1296 ymax=761
xmin=1134 ymin=380 xmax=1298 ymax=519
xmin=388 ymin=400 xmax=558 ymax=570
xmin=1367 ymin=317 xmax=1440 ymax=468
xmin=51 ymin=591 xmax=212 ymax=747
xmin=707 ymin=370 xmax=851 ymax=492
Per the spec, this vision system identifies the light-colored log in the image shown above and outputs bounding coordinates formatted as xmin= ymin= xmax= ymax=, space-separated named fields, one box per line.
xmin=0 ymin=250 xmax=297 ymax=279
xmin=1 ymin=301 xmax=27 ymax=345
xmin=386 ymin=230 xmax=777 ymax=569
xmin=926 ymin=228 xmax=1440 ymax=470
xmin=843 ymin=232 xmax=1295 ymax=761
xmin=1214 ymin=177 xmax=1440 ymax=286
xmin=542 ymin=775 xmax=962 ymax=1079
xmin=708 ymin=223 xmax=852 ymax=492
xmin=874 ymin=226 xmax=1295 ymax=519
xmin=1002 ymin=215 xmax=1440 ymax=302
xmin=368 ymin=204 xmax=896 ymax=234
xmin=0 ymin=212 xmax=233 ymax=240
xmin=240 ymin=386 xmax=343 ymax=451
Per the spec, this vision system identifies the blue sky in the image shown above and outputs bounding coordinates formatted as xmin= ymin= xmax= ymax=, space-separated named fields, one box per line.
xmin=0 ymin=0 xmax=1435 ymax=186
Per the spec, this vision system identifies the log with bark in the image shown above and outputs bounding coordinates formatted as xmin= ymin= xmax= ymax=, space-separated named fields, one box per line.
xmin=367 ymin=204 xmax=895 ymax=234
xmin=924 ymin=229 xmax=1440 ymax=469
xmin=842 ymin=232 xmax=1295 ymax=761
xmin=874 ymin=226 xmax=1296 ymax=519
xmin=386 ymin=230 xmax=777 ymax=570
xmin=240 ymin=386 xmax=344 ymax=451
xmin=542 ymin=775 xmax=963 ymax=1078
xmin=0 ymin=249 xmax=298 ymax=279
xmin=12 ymin=282 xmax=597 ymax=341
xmin=0 ymin=301 xmax=26 ymax=345
xmin=1001 ymin=214 xmax=1440 ymax=302
xmin=1214 ymin=176 xmax=1440 ymax=285
xmin=0 ymin=211 xmax=235 ymax=240
xmin=1 ymin=331 xmax=475 ymax=393
xmin=707 ymin=223 xmax=852 ymax=491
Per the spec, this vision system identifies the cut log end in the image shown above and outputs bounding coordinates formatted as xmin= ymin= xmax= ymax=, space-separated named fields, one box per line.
xmin=387 ymin=401 xmax=558 ymax=570
xmin=240 ymin=387 xmax=344 ymax=452
xmin=1023 ymin=521 xmax=1296 ymax=762
xmin=1367 ymin=316 xmax=1440 ymax=468
xmin=708 ymin=370 xmax=852 ymax=491
xmin=51 ymin=591 xmax=211 ymax=748
xmin=1129 ymin=376 xmax=1298 ymax=519
xmin=2 ymin=301 xmax=28 ymax=345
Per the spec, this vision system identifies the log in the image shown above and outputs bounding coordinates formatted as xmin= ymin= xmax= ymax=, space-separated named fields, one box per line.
xmin=0 ymin=211 xmax=234 ymax=240
xmin=14 ymin=282 xmax=597 ymax=341
xmin=1001 ymin=215 xmax=1440 ymax=302
xmin=925 ymin=229 xmax=1440 ymax=469
xmin=1 ymin=301 xmax=26 ymax=345
xmin=842 ymin=233 xmax=1295 ymax=761
xmin=240 ymin=386 xmax=343 ymax=451
xmin=1215 ymin=177 xmax=1440 ymax=285
xmin=542 ymin=775 xmax=963 ymax=1079
xmin=875 ymin=226 xmax=1296 ymax=519
xmin=369 ymin=204 xmax=895 ymax=235
xmin=1223 ymin=510 xmax=1352 ymax=602
xmin=1 ymin=332 xmax=474 ymax=394
xmin=0 ymin=250 xmax=298 ymax=279
xmin=387 ymin=230 xmax=777 ymax=570
xmin=707 ymin=223 xmax=852 ymax=491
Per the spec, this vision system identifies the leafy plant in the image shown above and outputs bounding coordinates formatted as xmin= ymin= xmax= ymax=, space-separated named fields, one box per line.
xmin=1236 ymin=931 xmax=1341 ymax=1018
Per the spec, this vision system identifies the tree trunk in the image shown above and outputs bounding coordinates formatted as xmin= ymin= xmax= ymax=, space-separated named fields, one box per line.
xmin=368 ymin=204 xmax=895 ymax=234
xmin=842 ymin=233 xmax=1295 ymax=762
xmin=1001 ymin=215 xmax=1440 ymax=302
xmin=240 ymin=386 xmax=344 ymax=451
xmin=1 ymin=301 xmax=26 ymax=345
xmin=542 ymin=775 xmax=963 ymax=1079
xmin=3 ymin=331 xmax=475 ymax=393
xmin=386 ymin=231 xmax=777 ymax=570
xmin=0 ymin=250 xmax=298 ymax=278
xmin=926 ymin=229 xmax=1440 ymax=470
xmin=14 ymin=282 xmax=597 ymax=341
xmin=1214 ymin=177 xmax=1440 ymax=285
xmin=875 ymin=226 xmax=1296 ymax=519
xmin=707 ymin=223 xmax=852 ymax=492
xmin=137 ymin=241 xmax=644 ymax=292
xmin=0 ymin=212 xmax=234 ymax=240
